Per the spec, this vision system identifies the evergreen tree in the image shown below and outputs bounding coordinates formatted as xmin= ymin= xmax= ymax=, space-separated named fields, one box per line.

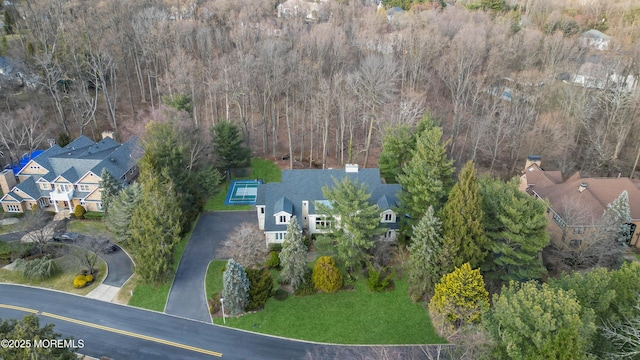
xmin=211 ymin=121 xmax=251 ymax=180
xmin=0 ymin=315 xmax=76 ymax=359
xmin=222 ymin=258 xmax=250 ymax=316
xmin=486 ymin=282 xmax=596 ymax=360
xmin=312 ymin=256 xmax=343 ymax=293
xmin=245 ymin=267 xmax=273 ymax=312
xmin=316 ymin=177 xmax=386 ymax=272
xmin=397 ymin=119 xmax=455 ymax=235
xmin=105 ymin=183 xmax=142 ymax=244
xmin=429 ymin=263 xmax=489 ymax=332
xmin=601 ymin=190 xmax=632 ymax=244
xmin=279 ymin=216 xmax=308 ymax=290
xmin=440 ymin=161 xmax=487 ymax=271
xmin=99 ymin=168 xmax=122 ymax=215
xmin=379 ymin=125 xmax=414 ymax=184
xmin=480 ymin=177 xmax=549 ymax=284
xmin=407 ymin=206 xmax=445 ymax=301
xmin=129 ymin=174 xmax=182 ymax=284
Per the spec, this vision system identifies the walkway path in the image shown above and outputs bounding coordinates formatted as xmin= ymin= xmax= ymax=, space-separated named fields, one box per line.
xmin=165 ymin=211 xmax=256 ymax=322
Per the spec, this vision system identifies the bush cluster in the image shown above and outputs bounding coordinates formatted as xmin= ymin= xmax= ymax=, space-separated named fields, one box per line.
xmin=246 ymin=268 xmax=274 ymax=312
xmin=367 ymin=267 xmax=395 ymax=292
xmin=294 ymin=267 xmax=315 ymax=296
xmin=312 ymin=256 xmax=343 ymax=293
xmin=208 ymin=293 xmax=222 ymax=315
xmin=83 ymin=211 xmax=104 ymax=220
xmin=73 ymin=274 xmax=94 ymax=288
xmin=15 ymin=256 xmax=59 ymax=280
xmin=264 ymin=251 xmax=280 ymax=269
xmin=73 ymin=205 xmax=86 ymax=219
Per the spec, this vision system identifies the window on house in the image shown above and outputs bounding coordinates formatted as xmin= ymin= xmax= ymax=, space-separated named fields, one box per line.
xmin=278 ymin=215 xmax=288 ymax=224
xmin=382 ymin=213 xmax=393 ymax=222
xmin=573 ymin=227 xmax=584 ymax=234
xmin=6 ymin=204 xmax=21 ymax=212
xmin=315 ymin=217 xmax=331 ymax=229
xmin=78 ymin=184 xmax=90 ymax=192
xmin=260 ymin=207 xmax=265 ymax=214
xmin=552 ymin=213 xmax=566 ymax=228
xmin=40 ymin=183 xmax=50 ymax=190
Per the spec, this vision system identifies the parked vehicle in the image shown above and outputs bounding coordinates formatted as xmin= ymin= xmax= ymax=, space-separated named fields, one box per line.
xmin=52 ymin=232 xmax=80 ymax=243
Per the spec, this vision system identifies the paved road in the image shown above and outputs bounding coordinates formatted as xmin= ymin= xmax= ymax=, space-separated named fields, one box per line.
xmin=165 ymin=211 xmax=256 ymax=322
xmin=0 ymin=284 xmax=328 ymax=360
xmin=0 ymin=230 xmax=28 ymax=242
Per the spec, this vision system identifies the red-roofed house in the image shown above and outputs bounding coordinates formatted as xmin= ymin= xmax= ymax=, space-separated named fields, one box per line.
xmin=520 ymin=156 xmax=640 ymax=248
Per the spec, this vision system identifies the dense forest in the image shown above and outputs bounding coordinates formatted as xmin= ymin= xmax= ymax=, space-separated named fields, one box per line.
xmin=1 ymin=0 xmax=640 ymax=177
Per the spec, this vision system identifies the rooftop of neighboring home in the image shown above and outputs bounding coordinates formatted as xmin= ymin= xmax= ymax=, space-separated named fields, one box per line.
xmin=521 ymin=156 xmax=640 ymax=225
xmin=3 ymin=134 xmax=141 ymax=202
xmin=256 ymin=165 xmax=402 ymax=232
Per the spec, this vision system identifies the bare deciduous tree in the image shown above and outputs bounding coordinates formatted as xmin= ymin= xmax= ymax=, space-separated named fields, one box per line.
xmin=217 ymin=223 xmax=266 ymax=268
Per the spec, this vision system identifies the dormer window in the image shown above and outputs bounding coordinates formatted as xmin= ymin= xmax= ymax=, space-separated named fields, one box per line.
xmin=276 ymin=214 xmax=290 ymax=225
xmin=40 ymin=183 xmax=50 ymax=190
xmin=381 ymin=211 xmax=395 ymax=223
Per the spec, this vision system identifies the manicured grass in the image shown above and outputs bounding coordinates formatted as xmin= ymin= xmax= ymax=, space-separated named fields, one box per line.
xmin=128 ymin=222 xmax=194 ymax=311
xmin=67 ymin=220 xmax=112 ymax=239
xmin=203 ymin=158 xmax=282 ymax=211
xmin=0 ymin=253 xmax=107 ymax=295
xmin=205 ymin=260 xmax=227 ymax=298
xmin=213 ymin=277 xmax=445 ymax=345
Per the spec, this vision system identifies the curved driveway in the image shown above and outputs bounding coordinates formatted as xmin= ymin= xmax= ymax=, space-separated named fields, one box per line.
xmin=165 ymin=211 xmax=256 ymax=322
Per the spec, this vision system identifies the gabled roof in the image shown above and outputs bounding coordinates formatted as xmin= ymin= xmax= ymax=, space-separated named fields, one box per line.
xmin=522 ymin=161 xmax=640 ymax=225
xmin=258 ymin=168 xmax=402 ymax=232
xmin=274 ymin=196 xmax=293 ymax=215
xmin=2 ymin=135 xmax=141 ymax=208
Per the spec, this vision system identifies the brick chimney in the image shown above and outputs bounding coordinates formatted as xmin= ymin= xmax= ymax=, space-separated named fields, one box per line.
xmin=0 ymin=169 xmax=17 ymax=195
xmin=101 ymin=131 xmax=115 ymax=140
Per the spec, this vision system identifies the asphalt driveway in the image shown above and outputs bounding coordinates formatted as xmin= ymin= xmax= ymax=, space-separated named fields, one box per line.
xmin=164 ymin=211 xmax=256 ymax=322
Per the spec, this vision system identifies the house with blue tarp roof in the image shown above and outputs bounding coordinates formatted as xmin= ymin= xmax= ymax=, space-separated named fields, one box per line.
xmin=0 ymin=132 xmax=141 ymax=213
xmin=255 ymin=164 xmax=402 ymax=245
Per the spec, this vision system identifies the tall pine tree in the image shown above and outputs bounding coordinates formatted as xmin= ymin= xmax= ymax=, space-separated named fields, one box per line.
xmin=105 ymin=183 xmax=142 ymax=245
xmin=407 ymin=206 xmax=445 ymax=301
xmin=222 ymin=258 xmax=250 ymax=316
xmin=211 ymin=121 xmax=251 ymax=180
xmin=480 ymin=177 xmax=549 ymax=284
xmin=129 ymin=174 xmax=182 ymax=284
xmin=397 ymin=118 xmax=454 ymax=237
xmin=316 ymin=177 xmax=386 ymax=272
xmin=279 ymin=216 xmax=308 ymax=290
xmin=99 ymin=168 xmax=122 ymax=215
xmin=601 ymin=190 xmax=632 ymax=244
xmin=440 ymin=161 xmax=487 ymax=271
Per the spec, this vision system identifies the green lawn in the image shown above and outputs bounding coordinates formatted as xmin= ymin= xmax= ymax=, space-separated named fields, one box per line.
xmin=213 ymin=277 xmax=444 ymax=345
xmin=205 ymin=260 xmax=227 ymax=298
xmin=67 ymin=220 xmax=112 ymax=239
xmin=203 ymin=158 xmax=282 ymax=211
xmin=128 ymin=221 xmax=194 ymax=312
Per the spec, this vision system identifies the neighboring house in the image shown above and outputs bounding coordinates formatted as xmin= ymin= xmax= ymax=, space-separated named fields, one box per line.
xmin=255 ymin=164 xmax=402 ymax=245
xmin=519 ymin=156 xmax=640 ymax=248
xmin=580 ymin=29 xmax=612 ymax=51
xmin=570 ymin=54 xmax=637 ymax=92
xmin=0 ymin=132 xmax=141 ymax=213
xmin=277 ymin=0 xmax=323 ymax=21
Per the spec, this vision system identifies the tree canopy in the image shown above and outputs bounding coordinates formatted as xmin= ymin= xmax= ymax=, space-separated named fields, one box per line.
xmin=279 ymin=216 xmax=308 ymax=290
xmin=211 ymin=121 xmax=251 ymax=178
xmin=407 ymin=205 xmax=445 ymax=301
xmin=0 ymin=315 xmax=77 ymax=359
xmin=316 ymin=176 xmax=386 ymax=272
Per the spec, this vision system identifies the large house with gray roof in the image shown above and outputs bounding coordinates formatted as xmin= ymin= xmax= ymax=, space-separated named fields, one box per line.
xmin=0 ymin=132 xmax=141 ymax=213
xmin=255 ymin=164 xmax=402 ymax=245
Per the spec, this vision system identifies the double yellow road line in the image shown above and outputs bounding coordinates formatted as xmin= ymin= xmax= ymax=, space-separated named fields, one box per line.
xmin=0 ymin=304 xmax=222 ymax=357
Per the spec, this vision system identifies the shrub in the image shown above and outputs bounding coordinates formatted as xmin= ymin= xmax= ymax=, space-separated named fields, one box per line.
xmin=246 ymin=267 xmax=274 ymax=312
xmin=273 ymin=288 xmax=288 ymax=301
xmin=85 ymin=274 xmax=94 ymax=283
xmin=294 ymin=267 xmax=315 ymax=296
xmin=312 ymin=256 xmax=343 ymax=293
xmin=73 ymin=275 xmax=88 ymax=288
xmin=269 ymin=244 xmax=282 ymax=253
xmin=208 ymin=293 xmax=222 ymax=314
xmin=22 ymin=257 xmax=59 ymax=280
xmin=83 ymin=212 xmax=104 ymax=220
xmin=73 ymin=204 xmax=86 ymax=219
xmin=367 ymin=267 xmax=395 ymax=292
xmin=302 ymin=236 xmax=311 ymax=249
xmin=264 ymin=251 xmax=280 ymax=269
